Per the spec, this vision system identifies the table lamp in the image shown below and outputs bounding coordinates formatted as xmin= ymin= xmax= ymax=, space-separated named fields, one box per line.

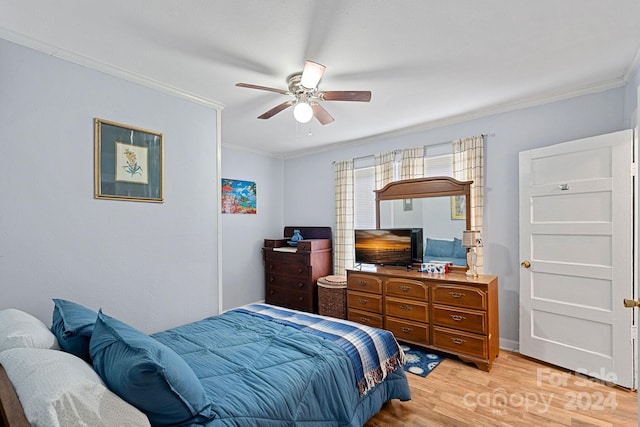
xmin=462 ymin=230 xmax=481 ymax=278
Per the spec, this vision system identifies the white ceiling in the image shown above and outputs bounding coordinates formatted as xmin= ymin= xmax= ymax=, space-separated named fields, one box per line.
xmin=2 ymin=1 xmax=639 ymax=157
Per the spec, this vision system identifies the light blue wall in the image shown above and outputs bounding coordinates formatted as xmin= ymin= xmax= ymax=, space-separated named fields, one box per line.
xmin=624 ymin=63 xmax=640 ymax=126
xmin=283 ymin=87 xmax=628 ymax=347
xmin=3 ymin=35 xmax=637 ymax=348
xmin=221 ymin=147 xmax=284 ymax=310
xmin=0 ymin=39 xmax=220 ymax=333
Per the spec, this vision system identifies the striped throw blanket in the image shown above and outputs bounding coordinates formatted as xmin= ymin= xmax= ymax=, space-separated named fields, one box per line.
xmin=233 ymin=303 xmax=405 ymax=397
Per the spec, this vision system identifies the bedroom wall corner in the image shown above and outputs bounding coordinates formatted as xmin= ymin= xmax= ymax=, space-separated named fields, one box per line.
xmin=0 ymin=38 xmax=221 ymax=333
xmin=220 ymin=146 xmax=284 ymax=311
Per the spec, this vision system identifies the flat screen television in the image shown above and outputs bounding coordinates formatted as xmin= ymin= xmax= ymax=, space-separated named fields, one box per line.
xmin=354 ymin=228 xmax=423 ymax=267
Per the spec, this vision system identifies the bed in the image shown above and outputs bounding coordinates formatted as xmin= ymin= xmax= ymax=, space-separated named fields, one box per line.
xmin=0 ymin=301 xmax=411 ymax=426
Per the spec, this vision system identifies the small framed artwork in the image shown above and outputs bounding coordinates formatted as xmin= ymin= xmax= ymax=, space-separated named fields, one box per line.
xmin=221 ymin=178 xmax=257 ymax=214
xmin=403 ymin=198 xmax=413 ymax=211
xmin=451 ymin=195 xmax=466 ymax=220
xmin=94 ymin=118 xmax=164 ymax=202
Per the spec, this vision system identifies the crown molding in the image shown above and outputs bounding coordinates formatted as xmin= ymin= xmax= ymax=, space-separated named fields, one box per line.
xmin=281 ymin=77 xmax=627 ymax=159
xmin=0 ymin=29 xmax=225 ymax=111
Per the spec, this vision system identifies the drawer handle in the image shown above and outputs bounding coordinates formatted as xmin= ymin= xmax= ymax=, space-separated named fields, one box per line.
xmin=269 ymin=290 xmax=275 ymax=295
xmin=399 ymin=285 xmax=411 ymax=292
xmin=359 ymin=298 xmax=369 ymax=304
xmin=450 ymin=315 xmax=466 ymax=322
xmin=451 ymin=338 xmax=466 ymax=345
xmin=399 ymin=304 xmax=412 ymax=311
xmin=297 ymin=282 xmax=304 ymax=288
xmin=449 ymin=292 xmax=465 ymax=298
xmin=269 ymin=265 xmax=274 ymax=270
xmin=269 ymin=277 xmax=275 ymax=282
xmin=359 ymin=317 xmax=369 ymax=323
xmin=400 ymin=327 xmax=413 ymax=333
xmin=298 ymin=296 xmax=304 ymax=301
xmin=358 ymin=280 xmax=368 ymax=285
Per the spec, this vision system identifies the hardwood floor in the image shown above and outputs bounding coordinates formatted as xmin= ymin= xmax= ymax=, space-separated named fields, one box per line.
xmin=365 ymin=350 xmax=638 ymax=427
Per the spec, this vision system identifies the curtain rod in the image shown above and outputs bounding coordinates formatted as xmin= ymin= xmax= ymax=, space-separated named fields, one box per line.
xmin=334 ymin=133 xmax=494 ymax=164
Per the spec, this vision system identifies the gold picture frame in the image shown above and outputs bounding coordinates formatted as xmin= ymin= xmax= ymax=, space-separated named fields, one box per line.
xmin=451 ymin=195 xmax=466 ymax=220
xmin=94 ymin=118 xmax=164 ymax=203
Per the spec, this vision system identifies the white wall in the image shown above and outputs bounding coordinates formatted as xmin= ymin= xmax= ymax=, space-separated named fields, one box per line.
xmin=282 ymin=87 xmax=628 ymax=348
xmin=220 ymin=146 xmax=284 ymax=310
xmin=0 ymin=39 xmax=220 ymax=333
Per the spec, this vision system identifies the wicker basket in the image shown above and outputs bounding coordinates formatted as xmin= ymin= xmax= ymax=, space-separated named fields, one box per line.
xmin=317 ymin=275 xmax=347 ymax=319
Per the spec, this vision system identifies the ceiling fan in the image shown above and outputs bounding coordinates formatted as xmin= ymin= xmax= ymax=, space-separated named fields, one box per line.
xmin=236 ymin=60 xmax=371 ymax=125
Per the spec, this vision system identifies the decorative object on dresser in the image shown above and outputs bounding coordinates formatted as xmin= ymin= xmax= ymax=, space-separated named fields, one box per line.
xmin=263 ymin=227 xmax=333 ymax=313
xmin=347 ymin=266 xmax=499 ymax=371
xmin=461 ymin=230 xmax=482 ymax=278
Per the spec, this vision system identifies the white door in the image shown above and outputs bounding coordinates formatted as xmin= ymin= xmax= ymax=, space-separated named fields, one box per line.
xmin=519 ymin=129 xmax=635 ymax=388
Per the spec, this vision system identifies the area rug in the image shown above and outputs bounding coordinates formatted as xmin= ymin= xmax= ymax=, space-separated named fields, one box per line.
xmin=400 ymin=344 xmax=444 ymax=377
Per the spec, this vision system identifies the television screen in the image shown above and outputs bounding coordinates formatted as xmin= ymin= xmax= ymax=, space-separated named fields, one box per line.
xmin=354 ymin=229 xmax=413 ymax=266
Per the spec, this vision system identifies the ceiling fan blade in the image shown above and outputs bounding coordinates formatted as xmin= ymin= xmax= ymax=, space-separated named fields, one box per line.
xmin=257 ymin=100 xmax=294 ymax=119
xmin=300 ymin=60 xmax=326 ymax=89
xmin=236 ymin=82 xmax=289 ymax=95
xmin=311 ymin=102 xmax=335 ymax=125
xmin=319 ymin=91 xmax=372 ymax=102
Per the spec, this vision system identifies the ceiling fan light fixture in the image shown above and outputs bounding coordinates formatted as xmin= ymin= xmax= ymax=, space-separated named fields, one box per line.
xmin=293 ymin=101 xmax=313 ymax=123
xmin=300 ymin=60 xmax=326 ymax=89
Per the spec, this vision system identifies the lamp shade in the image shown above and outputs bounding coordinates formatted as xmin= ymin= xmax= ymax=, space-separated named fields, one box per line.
xmin=300 ymin=60 xmax=326 ymax=89
xmin=293 ymin=101 xmax=313 ymax=123
xmin=462 ymin=230 xmax=480 ymax=248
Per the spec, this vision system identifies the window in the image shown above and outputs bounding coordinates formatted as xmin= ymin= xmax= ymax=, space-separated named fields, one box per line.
xmin=354 ymin=166 xmax=376 ymax=229
xmin=353 ymin=146 xmax=453 ymax=228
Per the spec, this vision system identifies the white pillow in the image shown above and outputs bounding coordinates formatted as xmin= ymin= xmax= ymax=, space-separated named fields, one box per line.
xmin=0 ymin=348 xmax=150 ymax=427
xmin=0 ymin=308 xmax=59 ymax=351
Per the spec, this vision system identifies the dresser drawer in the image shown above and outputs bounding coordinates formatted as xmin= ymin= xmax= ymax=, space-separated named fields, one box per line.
xmin=265 ymin=262 xmax=310 ymax=279
xmin=431 ymin=284 xmax=487 ymax=309
xmin=385 ymin=278 xmax=428 ymax=300
xmin=385 ymin=296 xmax=429 ymax=323
xmin=265 ymin=286 xmax=313 ymax=312
xmin=432 ymin=305 xmax=486 ymax=334
xmin=347 ymin=308 xmax=383 ymax=329
xmin=385 ymin=317 xmax=429 ymax=346
xmin=265 ymin=251 xmax=309 ymax=264
xmin=347 ymin=290 xmax=383 ymax=313
xmin=432 ymin=326 xmax=487 ymax=358
xmin=347 ymin=274 xmax=383 ymax=294
xmin=266 ymin=274 xmax=312 ymax=292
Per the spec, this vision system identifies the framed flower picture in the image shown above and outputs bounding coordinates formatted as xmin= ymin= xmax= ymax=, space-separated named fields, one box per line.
xmin=94 ymin=118 xmax=164 ymax=202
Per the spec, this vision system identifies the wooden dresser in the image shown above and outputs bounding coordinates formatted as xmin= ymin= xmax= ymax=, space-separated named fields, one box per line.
xmin=263 ymin=227 xmax=332 ymax=313
xmin=347 ymin=266 xmax=499 ymax=371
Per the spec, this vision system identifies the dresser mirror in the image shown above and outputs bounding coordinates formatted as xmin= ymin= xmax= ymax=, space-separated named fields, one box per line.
xmin=375 ymin=177 xmax=472 ymax=271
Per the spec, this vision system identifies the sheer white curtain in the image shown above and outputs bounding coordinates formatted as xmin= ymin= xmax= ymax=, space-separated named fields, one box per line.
xmin=453 ymin=135 xmax=485 ymax=272
xmin=400 ymin=146 xmax=425 ymax=179
xmin=334 ymin=160 xmax=354 ymax=275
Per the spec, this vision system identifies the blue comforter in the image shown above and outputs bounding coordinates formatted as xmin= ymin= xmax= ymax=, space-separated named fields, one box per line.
xmin=152 ymin=308 xmax=411 ymax=427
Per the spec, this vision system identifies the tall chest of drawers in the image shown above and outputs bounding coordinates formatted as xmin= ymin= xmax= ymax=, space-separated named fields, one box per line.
xmin=347 ymin=267 xmax=499 ymax=371
xmin=263 ymin=227 xmax=332 ymax=313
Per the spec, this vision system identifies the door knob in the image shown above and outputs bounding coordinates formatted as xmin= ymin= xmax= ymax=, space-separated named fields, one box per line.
xmin=623 ymin=298 xmax=640 ymax=308
xmin=521 ymin=261 xmax=531 ymax=268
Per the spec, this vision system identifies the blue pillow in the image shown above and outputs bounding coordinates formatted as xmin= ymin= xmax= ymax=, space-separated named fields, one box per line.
xmin=89 ymin=311 xmax=213 ymax=426
xmin=453 ymin=237 xmax=468 ymax=259
xmin=51 ymin=299 xmax=97 ymax=362
xmin=425 ymin=238 xmax=454 ymax=257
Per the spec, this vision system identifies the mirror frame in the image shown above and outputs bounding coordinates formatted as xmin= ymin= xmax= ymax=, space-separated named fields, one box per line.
xmin=374 ymin=176 xmax=473 ymax=272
